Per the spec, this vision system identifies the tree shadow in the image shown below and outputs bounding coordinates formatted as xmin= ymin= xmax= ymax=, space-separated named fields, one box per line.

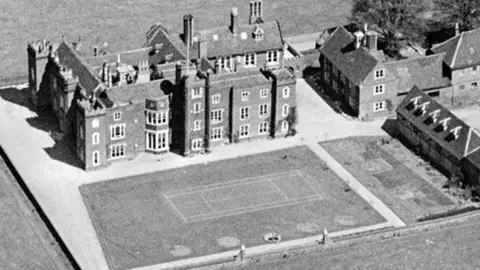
xmin=0 ymin=86 xmax=35 ymax=112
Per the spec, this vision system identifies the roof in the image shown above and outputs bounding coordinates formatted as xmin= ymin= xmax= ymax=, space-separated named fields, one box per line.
xmin=56 ymin=42 xmax=103 ymax=93
xmin=385 ymin=53 xmax=450 ymax=93
xmin=104 ymin=80 xmax=169 ymax=105
xmin=209 ymin=69 xmax=270 ymax=89
xmin=84 ymin=48 xmax=151 ymax=68
xmin=432 ymin=28 xmax=480 ymax=69
xmin=146 ymin=20 xmax=283 ymax=59
xmin=320 ymin=26 xmax=378 ymax=85
xmin=396 ymin=86 xmax=480 ymax=160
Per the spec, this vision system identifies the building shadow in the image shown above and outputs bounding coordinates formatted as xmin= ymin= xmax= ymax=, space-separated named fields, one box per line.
xmin=26 ymin=109 xmax=58 ymax=134
xmin=44 ymin=136 xmax=82 ymax=169
xmin=0 ymin=86 xmax=35 ymax=112
xmin=381 ymin=118 xmax=399 ymax=138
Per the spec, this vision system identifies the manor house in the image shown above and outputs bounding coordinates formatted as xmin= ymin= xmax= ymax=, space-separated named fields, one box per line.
xmin=27 ymin=0 xmax=297 ymax=171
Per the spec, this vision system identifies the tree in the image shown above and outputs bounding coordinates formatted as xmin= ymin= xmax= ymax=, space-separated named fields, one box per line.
xmin=350 ymin=0 xmax=428 ymax=56
xmin=434 ymin=0 xmax=480 ymax=31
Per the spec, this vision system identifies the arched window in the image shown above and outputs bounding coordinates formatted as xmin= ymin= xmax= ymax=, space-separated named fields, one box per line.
xmin=92 ymin=133 xmax=100 ymax=145
xmin=92 ymin=151 xmax=100 ymax=166
xmin=283 ymin=87 xmax=290 ymax=98
xmin=282 ymin=104 xmax=290 ymax=117
xmin=282 ymin=121 xmax=289 ymax=133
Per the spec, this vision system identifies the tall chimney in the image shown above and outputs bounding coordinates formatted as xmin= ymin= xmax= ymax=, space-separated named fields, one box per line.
xmin=353 ymin=31 xmax=364 ymax=49
xmin=102 ymin=61 xmax=108 ymax=83
xmin=183 ymin=14 xmax=194 ymax=45
xmin=215 ymin=60 xmax=221 ymax=74
xmin=230 ymin=7 xmax=239 ymax=34
xmin=366 ymin=31 xmax=377 ymax=51
xmin=455 ymin=22 xmax=460 ymax=36
xmin=198 ymin=38 xmax=207 ymax=59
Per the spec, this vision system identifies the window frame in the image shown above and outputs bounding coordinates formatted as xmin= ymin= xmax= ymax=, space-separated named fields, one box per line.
xmin=240 ymin=107 xmax=250 ymax=120
xmin=113 ymin=111 xmax=122 ymax=121
xmin=282 ymin=104 xmax=290 ymax=117
xmin=267 ymin=50 xmax=279 ymax=64
xmin=110 ymin=123 xmax=126 ymax=140
xmin=212 ymin=94 xmax=221 ymax=104
xmin=244 ymin=53 xmax=257 ymax=68
xmin=211 ymin=109 xmax=224 ymax=124
xmin=282 ymin=87 xmax=290 ymax=98
xmin=193 ymin=102 xmax=202 ymax=114
xmin=193 ymin=120 xmax=202 ymax=131
xmin=260 ymin=89 xmax=268 ymax=98
xmin=91 ymin=119 xmax=99 ymax=128
xmin=373 ymin=101 xmax=386 ymax=112
xmin=258 ymin=121 xmax=269 ymax=134
xmin=92 ymin=151 xmax=100 ymax=166
xmin=374 ymin=69 xmax=385 ymax=79
xmin=259 ymin=104 xmax=269 ymax=117
xmin=109 ymin=143 xmax=126 ymax=159
xmin=92 ymin=132 xmax=100 ymax=145
xmin=239 ymin=124 xmax=251 ymax=138
xmin=373 ymin=84 xmax=385 ymax=95
xmin=191 ymin=138 xmax=203 ymax=150
xmin=145 ymin=130 xmax=169 ymax=151
xmin=281 ymin=121 xmax=289 ymax=133
xmin=191 ymin=87 xmax=204 ymax=99
xmin=146 ymin=110 xmax=168 ymax=125
xmin=241 ymin=91 xmax=250 ymax=101
xmin=211 ymin=127 xmax=223 ymax=141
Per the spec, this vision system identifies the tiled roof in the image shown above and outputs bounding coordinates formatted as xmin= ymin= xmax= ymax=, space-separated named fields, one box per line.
xmin=320 ymin=26 xmax=378 ymax=85
xmin=210 ymin=69 xmax=270 ymax=89
xmin=56 ymin=42 xmax=103 ymax=93
xmin=385 ymin=53 xmax=450 ymax=93
xmin=105 ymin=80 xmax=169 ymax=105
xmin=84 ymin=48 xmax=151 ymax=68
xmin=432 ymin=28 xmax=480 ymax=69
xmin=396 ymin=86 xmax=480 ymax=160
xmin=146 ymin=20 xmax=283 ymax=59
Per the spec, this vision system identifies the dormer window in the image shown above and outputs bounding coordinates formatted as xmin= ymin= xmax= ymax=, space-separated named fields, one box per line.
xmin=414 ymin=101 xmax=430 ymax=116
xmin=253 ymin=25 xmax=264 ymax=41
xmin=406 ymin=96 xmax=422 ymax=111
xmin=424 ymin=109 xmax=440 ymax=125
xmin=434 ymin=117 xmax=451 ymax=133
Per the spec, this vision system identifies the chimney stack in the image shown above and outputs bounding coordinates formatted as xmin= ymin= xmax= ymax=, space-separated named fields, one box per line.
xmin=455 ymin=22 xmax=460 ymax=36
xmin=353 ymin=31 xmax=364 ymax=49
xmin=249 ymin=0 xmax=263 ymax=24
xmin=365 ymin=31 xmax=377 ymax=51
xmin=231 ymin=7 xmax=239 ymax=34
xmin=183 ymin=14 xmax=194 ymax=45
xmin=215 ymin=60 xmax=221 ymax=74
xmin=198 ymin=37 xmax=207 ymax=59
xmin=102 ymin=61 xmax=108 ymax=83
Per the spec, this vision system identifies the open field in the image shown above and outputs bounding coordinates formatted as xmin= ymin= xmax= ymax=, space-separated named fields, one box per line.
xmin=321 ymin=136 xmax=457 ymax=224
xmin=0 ymin=154 xmax=75 ymax=270
xmin=80 ymin=146 xmax=385 ymax=270
xmin=244 ymin=218 xmax=480 ymax=270
xmin=0 ymin=0 xmax=351 ymax=83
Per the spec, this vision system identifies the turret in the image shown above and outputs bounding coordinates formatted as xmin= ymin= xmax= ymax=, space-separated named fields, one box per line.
xmin=27 ymin=39 xmax=53 ymax=109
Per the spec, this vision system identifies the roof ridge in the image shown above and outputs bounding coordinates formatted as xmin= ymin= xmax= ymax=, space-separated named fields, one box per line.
xmin=385 ymin=52 xmax=446 ymax=65
xmin=432 ymin=33 xmax=460 ymax=48
xmin=450 ymin=32 xmax=463 ymax=67
xmin=465 ymin=127 xmax=480 ymax=156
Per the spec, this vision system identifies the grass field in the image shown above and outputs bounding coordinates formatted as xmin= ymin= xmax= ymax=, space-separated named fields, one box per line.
xmin=321 ymin=136 xmax=457 ymax=224
xmin=80 ymin=146 xmax=384 ymax=270
xmin=0 ymin=156 xmax=74 ymax=270
xmin=1 ymin=0 xmax=351 ymax=83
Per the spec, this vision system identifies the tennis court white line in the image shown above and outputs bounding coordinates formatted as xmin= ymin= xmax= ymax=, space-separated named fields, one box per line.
xmin=187 ymin=195 xmax=322 ymax=223
xmin=269 ymin=179 xmax=289 ymax=200
xmin=198 ymin=193 xmax=216 ymax=212
xmin=161 ymin=193 xmax=188 ymax=223
xmin=295 ymin=170 xmax=323 ymax=199
xmin=164 ymin=170 xmax=298 ymax=197
xmin=164 ymin=171 xmax=298 ymax=198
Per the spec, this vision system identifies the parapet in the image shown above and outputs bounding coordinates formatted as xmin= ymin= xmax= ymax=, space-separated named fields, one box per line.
xmin=76 ymin=92 xmax=106 ymax=117
xmin=27 ymin=39 xmax=53 ymax=57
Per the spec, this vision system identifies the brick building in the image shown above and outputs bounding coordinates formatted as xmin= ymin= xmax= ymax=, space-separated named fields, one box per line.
xmin=396 ymin=86 xmax=480 ymax=185
xmin=27 ymin=0 xmax=297 ymax=171
xmin=317 ymin=25 xmax=480 ymax=120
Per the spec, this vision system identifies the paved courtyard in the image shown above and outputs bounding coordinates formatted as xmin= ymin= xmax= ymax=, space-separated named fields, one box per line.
xmin=81 ymin=146 xmax=385 ymax=270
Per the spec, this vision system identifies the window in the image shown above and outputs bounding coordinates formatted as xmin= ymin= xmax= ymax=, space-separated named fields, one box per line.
xmin=192 ymin=138 xmax=203 ymax=150
xmin=240 ymin=107 xmax=250 ymax=120
xmin=220 ymin=56 xmax=232 ymax=70
xmin=211 ymin=109 xmax=223 ymax=123
xmin=92 ymin=119 xmax=99 ymax=128
xmin=282 ymin=87 xmax=290 ymax=98
xmin=92 ymin=133 xmax=100 ymax=145
xmin=259 ymin=104 xmax=268 ymax=117
xmin=244 ymin=53 xmax=256 ymax=67
xmin=110 ymin=124 xmax=126 ymax=140
xmin=459 ymin=84 xmax=466 ymax=91
xmin=374 ymin=69 xmax=385 ymax=79
xmin=110 ymin=144 xmax=126 ymax=159
xmin=92 ymin=151 xmax=100 ymax=166
xmin=146 ymin=110 xmax=168 ymax=125
xmin=267 ymin=51 xmax=279 ymax=64
xmin=241 ymin=91 xmax=249 ymax=101
xmin=258 ymin=121 xmax=269 ymax=134
xmin=281 ymin=121 xmax=289 ymax=133
xmin=260 ymin=89 xmax=268 ymax=98
xmin=193 ymin=103 xmax=202 ymax=114
xmin=79 ymin=124 xmax=84 ymax=140
xmin=211 ymin=127 xmax=223 ymax=141
xmin=191 ymin=87 xmax=203 ymax=99
xmin=146 ymin=131 xmax=169 ymax=151
xmin=374 ymin=84 xmax=385 ymax=95
xmin=282 ymin=104 xmax=290 ymax=117
xmin=113 ymin=111 xmax=122 ymax=121
xmin=472 ymin=82 xmax=478 ymax=89
xmin=212 ymin=94 xmax=221 ymax=104
xmin=239 ymin=124 xmax=250 ymax=138
xmin=193 ymin=120 xmax=202 ymax=131
xmin=373 ymin=101 xmax=385 ymax=112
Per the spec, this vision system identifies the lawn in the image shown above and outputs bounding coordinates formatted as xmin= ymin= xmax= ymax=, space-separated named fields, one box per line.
xmin=0 ymin=156 xmax=74 ymax=270
xmin=80 ymin=145 xmax=384 ymax=270
xmin=321 ymin=136 xmax=457 ymax=224
xmin=0 ymin=0 xmax=352 ymax=84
